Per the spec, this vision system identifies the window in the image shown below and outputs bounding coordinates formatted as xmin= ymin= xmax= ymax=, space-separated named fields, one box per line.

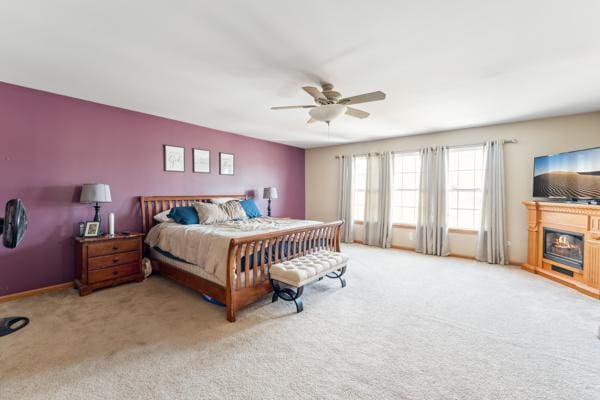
xmin=447 ymin=146 xmax=484 ymax=230
xmin=391 ymin=152 xmax=421 ymax=224
xmin=353 ymin=156 xmax=367 ymax=221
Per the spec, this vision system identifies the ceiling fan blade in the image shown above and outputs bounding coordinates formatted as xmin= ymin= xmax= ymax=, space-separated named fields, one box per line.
xmin=307 ymin=117 xmax=317 ymax=124
xmin=339 ymin=91 xmax=386 ymax=105
xmin=345 ymin=107 xmax=370 ymax=119
xmin=302 ymin=86 xmax=327 ymax=101
xmin=271 ymin=105 xmax=315 ymax=110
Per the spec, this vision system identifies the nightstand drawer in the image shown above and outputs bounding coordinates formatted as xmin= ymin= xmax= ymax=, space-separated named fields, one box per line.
xmin=88 ymin=239 xmax=140 ymax=257
xmin=88 ymin=250 xmax=140 ymax=270
xmin=88 ymin=262 xmax=140 ymax=283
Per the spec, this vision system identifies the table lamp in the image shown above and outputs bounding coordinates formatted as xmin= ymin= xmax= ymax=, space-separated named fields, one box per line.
xmin=80 ymin=183 xmax=111 ymax=233
xmin=263 ymin=187 xmax=278 ymax=217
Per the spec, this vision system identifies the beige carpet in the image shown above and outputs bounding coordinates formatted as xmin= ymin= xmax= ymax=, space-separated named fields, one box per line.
xmin=1 ymin=244 xmax=600 ymax=400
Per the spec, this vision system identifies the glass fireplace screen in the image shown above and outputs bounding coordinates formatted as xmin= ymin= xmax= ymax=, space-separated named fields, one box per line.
xmin=543 ymin=228 xmax=584 ymax=269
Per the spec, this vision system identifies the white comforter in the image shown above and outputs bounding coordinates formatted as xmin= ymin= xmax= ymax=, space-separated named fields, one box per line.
xmin=145 ymin=217 xmax=321 ymax=285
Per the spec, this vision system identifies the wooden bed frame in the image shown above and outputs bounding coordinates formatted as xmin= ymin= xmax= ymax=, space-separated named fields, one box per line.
xmin=140 ymin=195 xmax=343 ymax=322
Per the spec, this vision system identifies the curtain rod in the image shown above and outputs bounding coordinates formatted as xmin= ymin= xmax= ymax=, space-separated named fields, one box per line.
xmin=334 ymin=139 xmax=517 ymax=158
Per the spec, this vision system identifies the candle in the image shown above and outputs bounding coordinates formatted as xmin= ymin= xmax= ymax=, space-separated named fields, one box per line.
xmin=108 ymin=213 xmax=115 ymax=236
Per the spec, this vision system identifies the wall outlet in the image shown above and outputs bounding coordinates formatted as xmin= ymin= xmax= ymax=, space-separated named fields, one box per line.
xmin=408 ymin=231 xmax=415 ymax=241
xmin=507 ymin=241 xmax=512 ymax=247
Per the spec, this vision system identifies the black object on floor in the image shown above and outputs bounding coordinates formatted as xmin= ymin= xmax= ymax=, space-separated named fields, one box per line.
xmin=0 ymin=317 xmax=30 ymax=337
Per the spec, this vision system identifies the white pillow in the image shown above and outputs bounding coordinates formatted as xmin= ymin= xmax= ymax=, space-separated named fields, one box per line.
xmin=153 ymin=209 xmax=173 ymax=223
xmin=193 ymin=202 xmax=229 ymax=224
xmin=220 ymin=200 xmax=248 ymax=221
xmin=209 ymin=197 xmax=239 ymax=205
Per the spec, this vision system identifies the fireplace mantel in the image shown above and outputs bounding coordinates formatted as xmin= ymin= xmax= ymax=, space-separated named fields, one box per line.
xmin=523 ymin=201 xmax=600 ymax=299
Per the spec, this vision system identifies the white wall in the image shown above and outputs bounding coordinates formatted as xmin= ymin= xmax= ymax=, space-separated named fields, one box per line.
xmin=305 ymin=112 xmax=600 ymax=264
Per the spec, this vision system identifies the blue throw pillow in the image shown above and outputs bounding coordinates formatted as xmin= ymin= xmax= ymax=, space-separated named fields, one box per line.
xmin=167 ymin=206 xmax=199 ymax=225
xmin=240 ymin=199 xmax=262 ymax=218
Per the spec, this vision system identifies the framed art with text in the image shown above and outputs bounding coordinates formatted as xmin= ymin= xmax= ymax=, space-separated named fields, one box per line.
xmin=193 ymin=148 xmax=211 ymax=173
xmin=219 ymin=152 xmax=234 ymax=175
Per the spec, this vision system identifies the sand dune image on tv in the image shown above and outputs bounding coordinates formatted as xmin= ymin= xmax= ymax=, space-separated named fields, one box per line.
xmin=534 ymin=171 xmax=600 ymax=199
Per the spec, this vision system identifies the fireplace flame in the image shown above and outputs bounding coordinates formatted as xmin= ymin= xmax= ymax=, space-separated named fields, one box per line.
xmin=557 ymin=235 xmax=574 ymax=248
xmin=554 ymin=235 xmax=578 ymax=249
xmin=547 ymin=231 xmax=583 ymax=263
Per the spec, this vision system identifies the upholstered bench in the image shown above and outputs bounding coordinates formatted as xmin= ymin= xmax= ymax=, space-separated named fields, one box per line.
xmin=270 ymin=250 xmax=349 ymax=313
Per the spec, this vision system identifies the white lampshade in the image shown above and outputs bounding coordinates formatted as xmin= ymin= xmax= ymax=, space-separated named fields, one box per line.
xmin=263 ymin=187 xmax=278 ymax=200
xmin=80 ymin=183 xmax=112 ymax=203
xmin=308 ymin=104 xmax=347 ymax=123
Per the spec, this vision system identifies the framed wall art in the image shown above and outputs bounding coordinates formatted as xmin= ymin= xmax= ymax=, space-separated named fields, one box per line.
xmin=219 ymin=152 xmax=235 ymax=175
xmin=164 ymin=145 xmax=185 ymax=172
xmin=193 ymin=148 xmax=211 ymax=173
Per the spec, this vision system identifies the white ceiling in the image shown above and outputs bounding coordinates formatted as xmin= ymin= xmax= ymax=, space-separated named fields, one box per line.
xmin=1 ymin=1 xmax=600 ymax=148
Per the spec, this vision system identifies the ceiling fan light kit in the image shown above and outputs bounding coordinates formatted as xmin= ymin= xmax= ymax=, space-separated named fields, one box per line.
xmin=309 ymin=104 xmax=347 ymax=123
xmin=271 ymin=83 xmax=386 ymax=125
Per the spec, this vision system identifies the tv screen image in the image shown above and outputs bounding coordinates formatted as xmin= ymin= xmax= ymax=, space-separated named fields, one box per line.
xmin=533 ymin=147 xmax=600 ymax=200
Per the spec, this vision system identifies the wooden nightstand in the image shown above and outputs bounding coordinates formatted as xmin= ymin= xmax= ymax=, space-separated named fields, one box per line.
xmin=74 ymin=233 xmax=145 ymax=296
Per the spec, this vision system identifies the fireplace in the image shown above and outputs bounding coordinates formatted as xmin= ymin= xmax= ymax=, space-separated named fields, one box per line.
xmin=543 ymin=228 xmax=584 ymax=269
xmin=523 ymin=201 xmax=600 ymax=299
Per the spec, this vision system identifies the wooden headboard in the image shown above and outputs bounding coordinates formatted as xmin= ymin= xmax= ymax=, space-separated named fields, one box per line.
xmin=139 ymin=195 xmax=246 ymax=234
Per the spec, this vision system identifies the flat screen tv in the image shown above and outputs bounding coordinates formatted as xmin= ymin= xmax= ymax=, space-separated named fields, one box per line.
xmin=533 ymin=147 xmax=600 ymax=201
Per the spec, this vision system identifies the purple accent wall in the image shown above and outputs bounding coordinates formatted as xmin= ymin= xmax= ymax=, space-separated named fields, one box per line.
xmin=0 ymin=82 xmax=305 ymax=296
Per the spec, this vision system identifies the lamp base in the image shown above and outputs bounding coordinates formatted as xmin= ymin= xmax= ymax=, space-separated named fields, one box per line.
xmin=93 ymin=203 xmax=103 ymax=235
xmin=267 ymin=199 xmax=272 ymax=217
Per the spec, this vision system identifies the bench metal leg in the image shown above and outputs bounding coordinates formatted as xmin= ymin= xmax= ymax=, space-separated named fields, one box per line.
xmin=271 ymin=279 xmax=304 ymax=313
xmin=294 ymin=296 xmax=303 ymax=313
xmin=326 ymin=266 xmax=347 ymax=288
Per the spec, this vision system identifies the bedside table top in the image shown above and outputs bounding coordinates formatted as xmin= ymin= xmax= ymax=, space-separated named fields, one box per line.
xmin=74 ymin=233 xmax=144 ymax=243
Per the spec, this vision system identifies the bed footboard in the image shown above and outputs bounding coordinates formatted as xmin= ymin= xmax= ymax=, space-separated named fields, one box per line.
xmin=225 ymin=220 xmax=344 ymax=322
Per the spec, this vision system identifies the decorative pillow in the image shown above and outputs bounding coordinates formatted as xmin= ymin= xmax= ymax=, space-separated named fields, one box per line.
xmin=240 ymin=199 xmax=262 ymax=218
xmin=209 ymin=197 xmax=239 ymax=205
xmin=153 ymin=209 xmax=173 ymax=223
xmin=221 ymin=200 xmax=248 ymax=221
xmin=193 ymin=202 xmax=230 ymax=224
xmin=167 ymin=206 xmax=199 ymax=225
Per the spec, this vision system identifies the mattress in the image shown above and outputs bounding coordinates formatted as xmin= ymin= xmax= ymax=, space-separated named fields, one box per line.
xmin=149 ymin=247 xmax=224 ymax=286
xmin=145 ymin=217 xmax=322 ymax=286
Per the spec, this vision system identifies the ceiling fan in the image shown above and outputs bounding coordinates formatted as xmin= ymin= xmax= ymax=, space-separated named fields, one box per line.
xmin=271 ymin=83 xmax=386 ymax=124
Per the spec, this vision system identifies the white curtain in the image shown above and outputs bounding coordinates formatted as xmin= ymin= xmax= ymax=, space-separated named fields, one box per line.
xmin=476 ymin=140 xmax=507 ymax=264
xmin=337 ymin=155 xmax=354 ymax=243
xmin=416 ymin=146 xmax=450 ymax=256
xmin=364 ymin=152 xmax=393 ymax=248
